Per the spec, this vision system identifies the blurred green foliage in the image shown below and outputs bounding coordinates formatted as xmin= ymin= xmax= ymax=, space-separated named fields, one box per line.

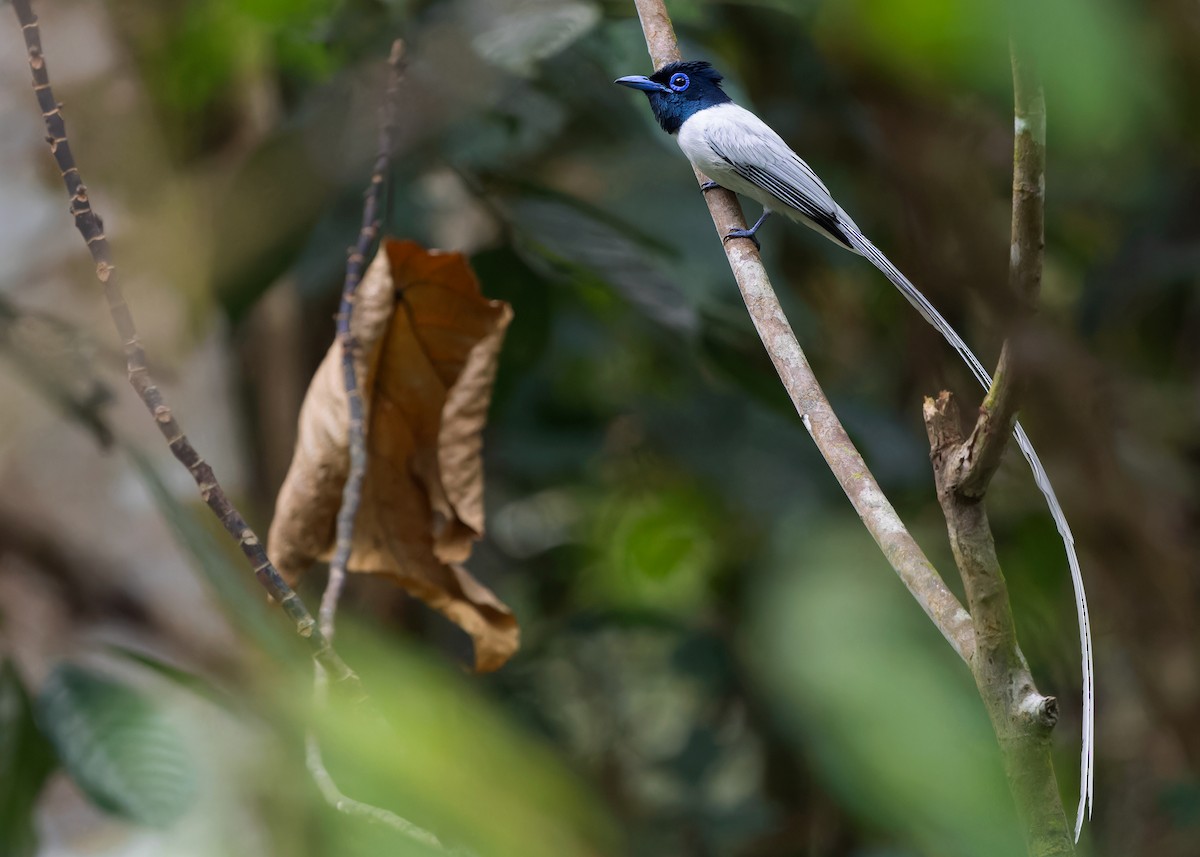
xmin=6 ymin=0 xmax=1200 ymax=854
xmin=817 ymin=0 xmax=1161 ymax=149
xmin=0 ymin=662 xmax=57 ymax=857
xmin=312 ymin=631 xmax=618 ymax=857
xmin=755 ymin=521 xmax=1024 ymax=855
xmin=36 ymin=663 xmax=198 ymax=827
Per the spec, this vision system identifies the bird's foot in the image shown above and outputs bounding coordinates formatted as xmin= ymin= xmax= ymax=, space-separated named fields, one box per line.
xmin=700 ymin=180 xmax=721 ymax=193
xmin=723 ymin=228 xmax=761 ymax=251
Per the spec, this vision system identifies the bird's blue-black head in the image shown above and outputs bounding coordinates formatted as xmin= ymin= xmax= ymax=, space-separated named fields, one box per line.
xmin=615 ymin=61 xmax=732 ymax=135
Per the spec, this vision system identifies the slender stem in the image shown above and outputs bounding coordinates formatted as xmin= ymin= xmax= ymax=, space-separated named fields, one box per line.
xmin=320 ymin=39 xmax=406 ymax=643
xmin=301 ymin=40 xmax=441 ymax=847
xmin=629 ymin=0 xmax=975 ymax=661
xmin=957 ymin=40 xmax=1046 ymax=498
xmin=1008 ymin=44 xmax=1047 ymax=311
xmin=7 ymin=0 xmax=360 ymax=692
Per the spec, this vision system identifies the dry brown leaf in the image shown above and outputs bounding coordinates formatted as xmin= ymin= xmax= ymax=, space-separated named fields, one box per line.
xmin=268 ymin=239 xmax=517 ymax=672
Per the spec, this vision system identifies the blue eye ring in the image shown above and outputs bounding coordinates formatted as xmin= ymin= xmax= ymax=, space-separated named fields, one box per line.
xmin=669 ymin=73 xmax=690 ymax=92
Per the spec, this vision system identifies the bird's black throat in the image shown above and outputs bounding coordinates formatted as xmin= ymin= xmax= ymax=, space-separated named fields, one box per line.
xmin=642 ymin=61 xmax=732 ymax=135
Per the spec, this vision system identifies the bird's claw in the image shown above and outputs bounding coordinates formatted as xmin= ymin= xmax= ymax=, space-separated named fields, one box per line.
xmin=723 ymin=228 xmax=761 ymax=251
xmin=700 ymin=180 xmax=721 ymax=193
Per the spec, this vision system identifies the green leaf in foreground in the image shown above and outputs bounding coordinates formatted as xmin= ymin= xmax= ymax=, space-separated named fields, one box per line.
xmin=36 ymin=663 xmax=197 ymax=828
xmin=0 ymin=660 xmax=59 ymax=857
xmin=312 ymin=631 xmax=617 ymax=857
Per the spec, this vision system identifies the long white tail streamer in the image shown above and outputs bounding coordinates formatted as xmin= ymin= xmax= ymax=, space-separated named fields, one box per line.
xmin=843 ymin=227 xmax=1094 ymax=841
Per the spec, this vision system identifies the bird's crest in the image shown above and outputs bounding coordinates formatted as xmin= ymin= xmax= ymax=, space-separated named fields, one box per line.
xmin=651 ymin=61 xmax=725 ymax=88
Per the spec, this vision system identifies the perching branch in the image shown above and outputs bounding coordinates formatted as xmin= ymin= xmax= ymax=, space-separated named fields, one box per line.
xmin=9 ymin=0 xmax=360 ymax=692
xmin=631 ymin=2 xmax=1078 ymax=852
xmin=630 ymin=0 xmax=975 ymax=661
xmin=921 ymin=42 xmax=1075 ymax=857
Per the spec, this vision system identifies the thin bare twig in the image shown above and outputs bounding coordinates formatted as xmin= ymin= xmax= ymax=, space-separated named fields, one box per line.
xmin=302 ymin=39 xmax=443 ymax=848
xmin=8 ymin=0 xmax=360 ymax=691
xmin=320 ymin=38 xmax=406 ymax=645
xmin=630 ymin=0 xmax=975 ymax=661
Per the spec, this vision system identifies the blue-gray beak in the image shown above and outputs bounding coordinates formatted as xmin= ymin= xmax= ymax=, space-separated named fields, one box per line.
xmin=614 ymin=75 xmax=669 ymax=93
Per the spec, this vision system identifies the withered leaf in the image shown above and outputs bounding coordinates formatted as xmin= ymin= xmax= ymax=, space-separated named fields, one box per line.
xmin=268 ymin=239 xmax=516 ymax=672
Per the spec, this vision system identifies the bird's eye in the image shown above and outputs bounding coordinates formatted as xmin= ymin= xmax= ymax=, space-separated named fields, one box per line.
xmin=669 ymin=73 xmax=689 ymax=92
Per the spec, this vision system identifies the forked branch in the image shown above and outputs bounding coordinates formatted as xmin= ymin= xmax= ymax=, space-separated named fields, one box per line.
xmin=921 ymin=39 xmax=1076 ymax=857
xmin=924 ymin=395 xmax=1073 ymax=856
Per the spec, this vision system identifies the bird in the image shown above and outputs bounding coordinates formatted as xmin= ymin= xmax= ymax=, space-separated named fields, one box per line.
xmin=617 ymin=59 xmax=1094 ymax=841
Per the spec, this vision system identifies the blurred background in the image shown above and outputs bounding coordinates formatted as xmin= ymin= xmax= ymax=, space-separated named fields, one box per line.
xmin=0 ymin=0 xmax=1197 ymax=855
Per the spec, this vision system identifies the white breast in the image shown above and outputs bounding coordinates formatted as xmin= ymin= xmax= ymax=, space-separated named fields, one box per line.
xmin=676 ymin=104 xmax=781 ymax=210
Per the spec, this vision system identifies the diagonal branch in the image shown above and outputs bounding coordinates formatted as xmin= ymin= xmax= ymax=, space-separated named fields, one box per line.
xmin=630 ymin=0 xmax=975 ymax=662
xmin=631 ymin=2 xmax=1080 ymax=852
xmin=8 ymin=0 xmax=360 ymax=694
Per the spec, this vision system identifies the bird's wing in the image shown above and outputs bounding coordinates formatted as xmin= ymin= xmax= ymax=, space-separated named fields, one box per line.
xmin=701 ymin=110 xmax=855 ymax=247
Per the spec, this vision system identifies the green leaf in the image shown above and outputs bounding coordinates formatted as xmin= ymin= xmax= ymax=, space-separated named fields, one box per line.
xmin=313 ymin=630 xmax=618 ymax=857
xmin=36 ymin=664 xmax=197 ymax=828
xmin=0 ymin=661 xmax=58 ymax=857
xmin=753 ymin=521 xmax=1024 ymax=856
